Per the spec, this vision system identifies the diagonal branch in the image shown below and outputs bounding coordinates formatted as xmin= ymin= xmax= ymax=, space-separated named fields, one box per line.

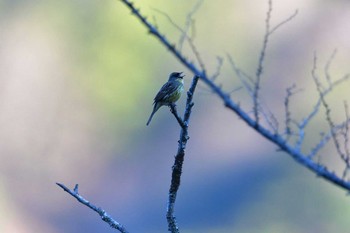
xmin=119 ymin=0 xmax=350 ymax=194
xmin=56 ymin=183 xmax=129 ymax=233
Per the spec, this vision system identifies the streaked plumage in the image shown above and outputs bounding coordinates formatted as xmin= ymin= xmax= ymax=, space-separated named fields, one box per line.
xmin=146 ymin=72 xmax=184 ymax=126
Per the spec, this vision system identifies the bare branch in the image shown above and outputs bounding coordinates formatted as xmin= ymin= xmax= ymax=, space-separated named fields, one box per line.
xmin=308 ymin=120 xmax=350 ymax=158
xmin=299 ymin=74 xmax=350 ymax=135
xmin=324 ymin=49 xmax=337 ymax=87
xmin=227 ymin=54 xmax=254 ymax=82
xmin=311 ymin=53 xmax=350 ymax=179
xmin=263 ymin=105 xmax=279 ymax=134
xmin=211 ymin=56 xmax=224 ymax=81
xmin=254 ymin=0 xmax=273 ymax=125
xmin=57 ymin=3 xmax=350 ymax=233
xmin=269 ymin=9 xmax=298 ymax=35
xmin=228 ymin=54 xmax=279 ymax=133
xmin=178 ymin=0 xmax=204 ymax=51
xmin=284 ymin=84 xmax=297 ymax=138
xmin=188 ymin=39 xmax=206 ymax=73
xmin=56 ymin=183 xmax=129 ymax=233
xmin=308 ymin=131 xmax=332 ymax=158
xmin=254 ymin=2 xmax=298 ymax=126
xmin=119 ymin=0 xmax=350 ymax=193
xmin=294 ymin=124 xmax=305 ymax=152
xmin=169 ymin=103 xmax=186 ymax=129
xmin=341 ymin=101 xmax=350 ymax=178
xmin=167 ymin=76 xmax=199 ymax=233
xmin=152 ymin=7 xmax=206 ymax=73
xmin=298 ymin=49 xmax=349 ymax=135
xmin=151 ymin=8 xmax=184 ymax=33
xmin=227 ymin=54 xmax=254 ymax=92
xmin=283 ymin=85 xmax=303 ymax=145
xmin=343 ymin=101 xmax=350 ymax=158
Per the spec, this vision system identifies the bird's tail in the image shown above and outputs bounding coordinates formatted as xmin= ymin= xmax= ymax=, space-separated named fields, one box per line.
xmin=146 ymin=104 xmax=160 ymax=126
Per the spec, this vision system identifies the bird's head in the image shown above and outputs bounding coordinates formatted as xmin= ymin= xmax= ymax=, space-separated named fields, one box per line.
xmin=168 ymin=72 xmax=185 ymax=81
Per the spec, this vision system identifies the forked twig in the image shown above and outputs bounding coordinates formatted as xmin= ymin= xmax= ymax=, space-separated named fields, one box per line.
xmin=311 ymin=53 xmax=350 ymax=178
xmin=56 ymin=183 xmax=129 ymax=233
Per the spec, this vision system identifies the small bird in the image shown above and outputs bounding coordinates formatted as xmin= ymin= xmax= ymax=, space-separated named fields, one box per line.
xmin=146 ymin=72 xmax=185 ymax=126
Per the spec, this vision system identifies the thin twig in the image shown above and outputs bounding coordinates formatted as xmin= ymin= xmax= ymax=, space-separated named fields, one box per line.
xmin=254 ymin=0 xmax=272 ymax=125
xmin=151 ymin=8 xmax=184 ymax=34
xmin=211 ymin=56 xmax=224 ymax=81
xmin=311 ymin=53 xmax=350 ymax=177
xmin=308 ymin=131 xmax=332 ymax=158
xmin=254 ymin=1 xmax=298 ymax=126
xmin=227 ymin=54 xmax=255 ymax=86
xmin=324 ymin=49 xmax=337 ymax=87
xmin=178 ymin=0 xmax=204 ymax=51
xmin=284 ymin=84 xmax=302 ymax=141
xmin=298 ymin=50 xmax=349 ymax=154
xmin=152 ymin=7 xmax=206 ymax=74
xmin=342 ymin=101 xmax=350 ymax=178
xmin=343 ymin=101 xmax=350 ymax=159
xmin=169 ymin=104 xmax=186 ymax=129
xmin=56 ymin=183 xmax=129 ymax=233
xmin=308 ymin=119 xmax=350 ymax=158
xmin=269 ymin=9 xmax=298 ymax=35
xmin=284 ymin=84 xmax=295 ymax=138
xmin=227 ymin=54 xmax=279 ymax=133
xmin=299 ymin=74 xmax=349 ymax=130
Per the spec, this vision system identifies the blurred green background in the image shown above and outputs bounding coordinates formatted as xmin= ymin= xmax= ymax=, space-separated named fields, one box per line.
xmin=0 ymin=0 xmax=350 ymax=232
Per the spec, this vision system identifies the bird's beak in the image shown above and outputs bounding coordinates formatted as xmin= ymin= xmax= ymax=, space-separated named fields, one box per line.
xmin=179 ymin=72 xmax=185 ymax=79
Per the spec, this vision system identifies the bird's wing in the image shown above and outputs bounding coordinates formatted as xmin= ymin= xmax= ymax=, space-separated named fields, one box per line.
xmin=154 ymin=81 xmax=180 ymax=103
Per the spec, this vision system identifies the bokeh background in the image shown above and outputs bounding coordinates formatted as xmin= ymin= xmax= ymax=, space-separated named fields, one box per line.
xmin=1 ymin=0 xmax=350 ymax=232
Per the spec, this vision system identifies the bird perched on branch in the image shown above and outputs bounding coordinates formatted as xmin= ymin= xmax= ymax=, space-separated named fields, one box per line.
xmin=146 ymin=72 xmax=185 ymax=126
